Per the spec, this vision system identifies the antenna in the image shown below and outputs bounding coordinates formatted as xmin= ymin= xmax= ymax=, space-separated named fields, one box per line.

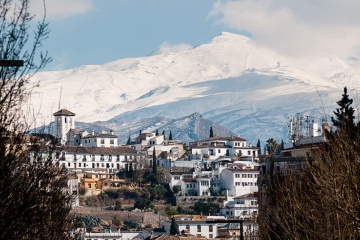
xmin=58 ymin=86 xmax=62 ymax=110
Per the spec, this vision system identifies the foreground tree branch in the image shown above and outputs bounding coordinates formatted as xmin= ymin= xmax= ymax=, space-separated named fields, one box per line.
xmin=0 ymin=1 xmax=73 ymax=239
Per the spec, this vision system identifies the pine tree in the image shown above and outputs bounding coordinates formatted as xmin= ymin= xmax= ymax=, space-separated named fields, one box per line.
xmin=209 ymin=127 xmax=214 ymax=138
xmin=169 ymin=131 xmax=173 ymax=140
xmin=155 ymin=129 xmax=159 ymax=136
xmin=152 ymin=148 xmax=157 ymax=175
xmin=126 ymin=136 xmax=131 ymax=145
xmin=170 ymin=217 xmax=179 ymax=235
xmin=162 ymin=130 xmax=166 ymax=140
xmin=257 ymin=139 xmax=261 ymax=155
xmin=331 ymin=87 xmax=357 ymax=137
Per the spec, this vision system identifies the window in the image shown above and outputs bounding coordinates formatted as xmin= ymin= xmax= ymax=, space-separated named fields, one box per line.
xmin=248 ymin=174 xmax=252 ymax=178
xmin=100 ymin=154 xmax=104 ymax=161
xmin=101 ymin=139 xmax=105 ymax=144
xmin=116 ymin=155 xmax=120 ymax=161
xmin=235 ymin=182 xmax=240 ymax=186
xmin=209 ymin=234 xmax=213 ymax=238
xmin=79 ymin=163 xmax=81 ymax=167
xmin=218 ymin=149 xmax=221 ymax=153
xmin=255 ymin=174 xmax=259 ymax=178
xmin=175 ymin=176 xmax=180 ymax=180
xmin=65 ymin=117 xmax=67 ymax=123
xmin=109 ymin=155 xmax=112 ymax=161
xmin=88 ymin=184 xmax=91 ymax=188
xmin=197 ymin=225 xmax=201 ymax=232
xmin=110 ymin=139 xmax=114 ymax=144
xmin=68 ymin=162 xmax=70 ymax=167
xmin=186 ymin=225 xmax=190 ymax=230
xmin=251 ymin=200 xmax=258 ymax=205
xmin=247 ymin=151 xmax=251 ymax=155
xmin=201 ymin=181 xmax=209 ymax=186
xmin=242 ymin=174 xmax=246 ymax=178
xmin=209 ymin=225 xmax=213 ymax=232
xmin=235 ymin=173 xmax=240 ymax=178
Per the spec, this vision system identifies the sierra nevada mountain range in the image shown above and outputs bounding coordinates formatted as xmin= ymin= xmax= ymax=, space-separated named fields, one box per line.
xmin=29 ymin=32 xmax=360 ymax=144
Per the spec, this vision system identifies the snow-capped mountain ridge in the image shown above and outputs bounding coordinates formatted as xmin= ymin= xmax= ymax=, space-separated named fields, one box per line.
xmin=29 ymin=32 xmax=359 ymax=143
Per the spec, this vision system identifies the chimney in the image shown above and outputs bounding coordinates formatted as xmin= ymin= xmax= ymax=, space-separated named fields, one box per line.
xmin=110 ymin=129 xmax=114 ymax=135
xmin=92 ymin=130 xmax=94 ymax=135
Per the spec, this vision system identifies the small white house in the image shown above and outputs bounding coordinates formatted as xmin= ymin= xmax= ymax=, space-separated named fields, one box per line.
xmin=82 ymin=130 xmax=118 ymax=147
xmin=190 ymin=136 xmax=259 ymax=161
xmin=162 ymin=216 xmax=220 ymax=238
xmin=220 ymin=192 xmax=258 ymax=218
xmin=220 ymin=163 xmax=259 ymax=197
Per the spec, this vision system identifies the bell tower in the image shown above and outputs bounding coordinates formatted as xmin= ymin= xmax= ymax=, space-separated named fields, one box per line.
xmin=53 ymin=109 xmax=76 ymax=145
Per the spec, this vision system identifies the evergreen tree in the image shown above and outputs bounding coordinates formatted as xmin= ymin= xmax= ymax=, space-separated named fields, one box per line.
xmin=257 ymin=139 xmax=261 ymax=155
xmin=152 ymin=148 xmax=157 ymax=175
xmin=162 ymin=130 xmax=166 ymax=140
xmin=280 ymin=139 xmax=285 ymax=152
xmin=155 ymin=129 xmax=159 ymax=136
xmin=331 ymin=87 xmax=357 ymax=137
xmin=169 ymin=217 xmax=179 ymax=235
xmin=169 ymin=131 xmax=173 ymax=140
xmin=209 ymin=127 xmax=214 ymax=138
xmin=126 ymin=135 xmax=131 ymax=145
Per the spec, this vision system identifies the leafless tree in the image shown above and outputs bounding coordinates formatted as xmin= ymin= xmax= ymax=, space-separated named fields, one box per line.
xmin=0 ymin=0 xmax=73 ymax=239
xmin=258 ymin=89 xmax=360 ymax=239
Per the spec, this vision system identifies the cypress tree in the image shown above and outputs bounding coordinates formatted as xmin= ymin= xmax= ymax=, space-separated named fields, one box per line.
xmin=209 ymin=127 xmax=214 ymax=138
xmin=126 ymin=136 xmax=131 ymax=145
xmin=257 ymin=139 xmax=261 ymax=155
xmin=170 ymin=217 xmax=179 ymax=235
xmin=169 ymin=131 xmax=173 ymax=140
xmin=155 ymin=129 xmax=159 ymax=136
xmin=162 ymin=130 xmax=166 ymax=140
xmin=152 ymin=148 xmax=157 ymax=175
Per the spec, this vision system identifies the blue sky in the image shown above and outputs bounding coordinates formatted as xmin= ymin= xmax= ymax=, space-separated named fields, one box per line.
xmin=30 ymin=0 xmax=360 ymax=70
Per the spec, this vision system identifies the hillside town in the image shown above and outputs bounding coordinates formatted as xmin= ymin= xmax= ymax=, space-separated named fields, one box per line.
xmin=49 ymin=106 xmax=332 ymax=240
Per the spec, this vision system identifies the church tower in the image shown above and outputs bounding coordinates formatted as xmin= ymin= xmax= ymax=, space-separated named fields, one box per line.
xmin=53 ymin=109 xmax=76 ymax=145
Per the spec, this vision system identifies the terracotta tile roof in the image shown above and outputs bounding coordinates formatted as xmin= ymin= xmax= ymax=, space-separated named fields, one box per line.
xmin=201 ymin=136 xmax=247 ymax=142
xmin=70 ymin=128 xmax=82 ymax=134
xmin=57 ymin=146 xmax=138 ymax=155
xmin=53 ymin=109 xmax=76 ymax=116
xmin=83 ymin=133 xmax=117 ymax=138
xmin=225 ymin=167 xmax=258 ymax=172
xmin=233 ymin=192 xmax=258 ymax=199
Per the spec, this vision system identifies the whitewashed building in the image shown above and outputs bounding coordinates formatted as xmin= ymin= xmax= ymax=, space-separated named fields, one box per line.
xmin=162 ymin=216 xmax=221 ymax=238
xmin=220 ymin=192 xmax=258 ymax=218
xmin=82 ymin=130 xmax=118 ymax=148
xmin=190 ymin=136 xmax=259 ymax=161
xmin=56 ymin=146 xmax=145 ymax=172
xmin=220 ymin=163 xmax=259 ymax=197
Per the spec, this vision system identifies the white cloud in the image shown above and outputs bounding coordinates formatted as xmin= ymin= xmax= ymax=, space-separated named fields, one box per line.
xmin=210 ymin=0 xmax=360 ymax=58
xmin=31 ymin=0 xmax=94 ymax=19
xmin=150 ymin=42 xmax=193 ymax=55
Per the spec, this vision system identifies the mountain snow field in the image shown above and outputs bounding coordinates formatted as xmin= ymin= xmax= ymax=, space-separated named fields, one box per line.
xmin=28 ymin=32 xmax=360 ymax=144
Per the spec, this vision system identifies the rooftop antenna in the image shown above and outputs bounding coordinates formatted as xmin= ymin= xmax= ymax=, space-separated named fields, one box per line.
xmin=58 ymin=86 xmax=62 ymax=110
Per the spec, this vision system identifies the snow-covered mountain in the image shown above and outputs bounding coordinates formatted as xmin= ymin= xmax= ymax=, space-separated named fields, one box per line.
xmin=29 ymin=32 xmax=360 ymax=144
